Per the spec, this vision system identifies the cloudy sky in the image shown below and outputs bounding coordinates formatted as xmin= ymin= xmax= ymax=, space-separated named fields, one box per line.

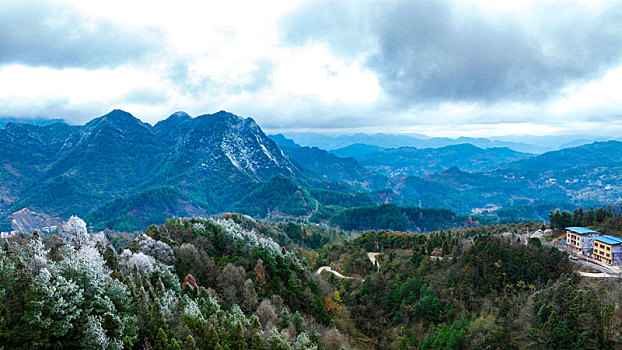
xmin=1 ymin=0 xmax=622 ymax=137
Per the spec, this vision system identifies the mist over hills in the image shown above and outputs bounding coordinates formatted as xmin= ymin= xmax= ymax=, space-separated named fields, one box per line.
xmin=2 ymin=110 xmax=622 ymax=232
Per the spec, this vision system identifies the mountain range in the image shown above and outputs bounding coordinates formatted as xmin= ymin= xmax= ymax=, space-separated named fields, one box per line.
xmin=278 ymin=131 xmax=618 ymax=154
xmin=0 ymin=110 xmax=309 ymax=231
xmin=280 ymin=132 xmax=550 ymax=153
xmin=270 ymin=134 xmax=622 ymax=219
xmin=342 ymin=144 xmax=532 ymax=177
xmin=2 ymin=110 xmax=622 ymax=232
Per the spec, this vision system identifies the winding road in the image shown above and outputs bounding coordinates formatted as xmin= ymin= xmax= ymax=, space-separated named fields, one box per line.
xmin=316 ymin=252 xmax=383 ymax=280
xmin=316 ymin=266 xmax=356 ymax=279
xmin=367 ymin=252 xmax=381 ymax=270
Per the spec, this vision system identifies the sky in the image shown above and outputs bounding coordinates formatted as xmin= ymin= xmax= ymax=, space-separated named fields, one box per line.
xmin=1 ymin=0 xmax=622 ymax=137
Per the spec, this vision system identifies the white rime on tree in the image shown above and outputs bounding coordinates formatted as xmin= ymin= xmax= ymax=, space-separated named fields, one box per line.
xmin=118 ymin=249 xmax=156 ymax=275
xmin=60 ymin=216 xmax=89 ymax=247
xmin=131 ymin=234 xmax=174 ymax=263
xmin=83 ymin=315 xmax=110 ymax=349
xmin=295 ymin=332 xmax=317 ymax=350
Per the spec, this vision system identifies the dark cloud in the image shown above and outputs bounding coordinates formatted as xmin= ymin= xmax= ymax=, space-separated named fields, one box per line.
xmin=282 ymin=1 xmax=622 ymax=104
xmin=0 ymin=0 xmax=162 ymax=69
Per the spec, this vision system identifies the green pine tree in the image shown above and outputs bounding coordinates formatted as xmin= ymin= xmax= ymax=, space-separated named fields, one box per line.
xmin=250 ymin=333 xmax=265 ymax=350
xmin=234 ymin=322 xmax=248 ymax=350
xmin=184 ymin=335 xmax=198 ymax=350
xmin=206 ymin=325 xmax=221 ymax=350
xmin=154 ymin=328 xmax=169 ymax=350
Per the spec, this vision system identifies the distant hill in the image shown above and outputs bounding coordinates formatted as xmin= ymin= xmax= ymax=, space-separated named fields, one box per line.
xmin=0 ymin=117 xmax=64 ymax=128
xmin=268 ymin=133 xmax=300 ymax=148
xmin=386 ymin=142 xmax=622 ymax=217
xmin=491 ymin=134 xmax=616 ymax=150
xmin=506 ymin=140 xmax=622 ymax=172
xmin=283 ymin=132 xmax=548 ymax=153
xmin=330 ymin=143 xmax=386 ymax=158
xmin=353 ymin=144 xmax=533 ymax=177
xmin=279 ymin=145 xmax=387 ymax=190
xmin=228 ymin=176 xmax=318 ymax=218
xmin=85 ymin=186 xmax=205 ymax=232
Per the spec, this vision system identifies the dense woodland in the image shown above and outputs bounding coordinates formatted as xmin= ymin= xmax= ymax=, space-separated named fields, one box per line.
xmin=2 ymin=213 xmax=622 ymax=349
xmin=0 ymin=216 xmax=342 ymax=349
xmin=318 ymin=226 xmax=622 ymax=349
xmin=328 ymin=204 xmax=465 ymax=233
xmin=548 ymin=206 xmax=622 ymax=233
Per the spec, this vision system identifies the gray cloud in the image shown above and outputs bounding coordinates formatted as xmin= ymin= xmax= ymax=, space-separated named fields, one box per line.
xmin=282 ymin=0 xmax=622 ymax=104
xmin=280 ymin=0 xmax=376 ymax=58
xmin=0 ymin=0 xmax=162 ymax=69
xmin=165 ymin=57 xmax=276 ymax=99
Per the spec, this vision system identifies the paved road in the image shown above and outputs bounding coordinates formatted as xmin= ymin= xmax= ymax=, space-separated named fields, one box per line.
xmin=367 ymin=252 xmax=381 ymax=270
xmin=577 ymin=271 xmax=620 ymax=278
xmin=316 ymin=266 xmax=356 ymax=279
xmin=570 ymin=258 xmax=620 ymax=275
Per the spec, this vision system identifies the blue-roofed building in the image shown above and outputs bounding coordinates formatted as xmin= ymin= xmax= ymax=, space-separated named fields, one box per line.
xmin=566 ymin=227 xmax=599 ymax=234
xmin=566 ymin=227 xmax=600 ymax=256
xmin=593 ymin=235 xmax=622 ymax=265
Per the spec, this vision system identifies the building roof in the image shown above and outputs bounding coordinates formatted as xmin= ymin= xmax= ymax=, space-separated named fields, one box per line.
xmin=594 ymin=235 xmax=622 ymax=246
xmin=566 ymin=227 xmax=599 ymax=235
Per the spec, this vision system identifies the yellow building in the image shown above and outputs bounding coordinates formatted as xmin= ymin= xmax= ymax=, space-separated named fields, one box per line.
xmin=592 ymin=235 xmax=622 ymax=266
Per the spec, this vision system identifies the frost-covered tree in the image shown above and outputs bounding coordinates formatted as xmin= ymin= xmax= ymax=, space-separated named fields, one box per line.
xmin=295 ymin=332 xmax=317 ymax=350
xmin=268 ymin=328 xmax=293 ymax=350
xmin=58 ymin=245 xmax=137 ymax=348
xmin=82 ymin=315 xmax=110 ymax=350
xmin=60 ymin=216 xmax=89 ymax=247
xmin=130 ymin=234 xmax=174 ymax=263
xmin=2 ymin=239 xmax=84 ymax=347
xmin=118 ymin=249 xmax=156 ymax=276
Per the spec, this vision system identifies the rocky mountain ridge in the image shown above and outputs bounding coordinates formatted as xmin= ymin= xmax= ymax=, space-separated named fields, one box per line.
xmin=0 ymin=110 xmax=302 ymax=231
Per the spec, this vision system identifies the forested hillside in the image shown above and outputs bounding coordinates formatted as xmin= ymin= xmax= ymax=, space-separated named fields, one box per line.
xmin=2 ymin=216 xmax=621 ymax=349
xmin=0 ymin=215 xmax=343 ymax=349
xmin=316 ymin=227 xmax=622 ymax=349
